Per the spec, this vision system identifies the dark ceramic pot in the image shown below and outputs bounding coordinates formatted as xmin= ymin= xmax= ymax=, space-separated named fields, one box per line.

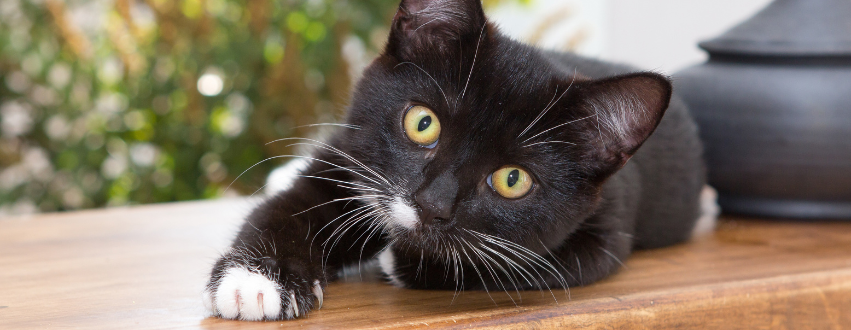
xmin=674 ymin=0 xmax=851 ymax=219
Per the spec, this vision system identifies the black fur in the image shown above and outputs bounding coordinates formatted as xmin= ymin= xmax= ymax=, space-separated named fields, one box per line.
xmin=206 ymin=0 xmax=705 ymax=320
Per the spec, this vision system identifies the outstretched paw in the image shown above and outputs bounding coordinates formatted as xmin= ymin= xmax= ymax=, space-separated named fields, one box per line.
xmin=204 ymin=267 xmax=324 ymax=321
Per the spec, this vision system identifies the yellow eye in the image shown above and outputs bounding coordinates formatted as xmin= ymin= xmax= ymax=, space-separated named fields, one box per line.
xmin=403 ymin=105 xmax=441 ymax=147
xmin=489 ymin=166 xmax=533 ymax=199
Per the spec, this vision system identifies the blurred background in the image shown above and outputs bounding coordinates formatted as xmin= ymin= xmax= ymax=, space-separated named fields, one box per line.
xmin=0 ymin=0 xmax=771 ymax=216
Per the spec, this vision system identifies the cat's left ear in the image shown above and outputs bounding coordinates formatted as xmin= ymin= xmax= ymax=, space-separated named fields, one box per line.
xmin=386 ymin=0 xmax=487 ymax=59
xmin=573 ymin=72 xmax=673 ymax=180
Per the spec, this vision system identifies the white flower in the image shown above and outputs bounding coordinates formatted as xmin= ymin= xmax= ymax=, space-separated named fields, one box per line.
xmin=1 ymin=101 xmax=33 ymax=137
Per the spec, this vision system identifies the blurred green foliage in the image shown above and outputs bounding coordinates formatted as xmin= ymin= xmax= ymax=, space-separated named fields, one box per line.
xmin=0 ymin=0 xmax=399 ymax=214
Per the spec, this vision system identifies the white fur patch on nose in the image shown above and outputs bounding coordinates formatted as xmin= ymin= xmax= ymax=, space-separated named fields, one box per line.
xmin=389 ymin=197 xmax=418 ymax=229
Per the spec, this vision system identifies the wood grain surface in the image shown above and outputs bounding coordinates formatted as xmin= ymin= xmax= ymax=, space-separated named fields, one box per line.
xmin=1 ymin=198 xmax=850 ymax=329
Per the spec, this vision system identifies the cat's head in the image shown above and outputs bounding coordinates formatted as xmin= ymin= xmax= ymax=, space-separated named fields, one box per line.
xmin=340 ymin=0 xmax=671 ymax=254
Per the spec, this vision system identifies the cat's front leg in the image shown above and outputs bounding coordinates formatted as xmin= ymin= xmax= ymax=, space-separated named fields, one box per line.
xmin=203 ymin=220 xmax=327 ymax=321
xmin=204 ymin=154 xmax=383 ymax=320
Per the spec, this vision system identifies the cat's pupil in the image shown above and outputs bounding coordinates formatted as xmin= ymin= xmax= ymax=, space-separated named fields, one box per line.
xmin=417 ymin=116 xmax=432 ymax=132
xmin=507 ymin=169 xmax=519 ymax=187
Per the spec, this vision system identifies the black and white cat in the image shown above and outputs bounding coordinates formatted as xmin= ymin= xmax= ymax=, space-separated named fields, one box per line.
xmin=204 ymin=0 xmax=712 ymax=321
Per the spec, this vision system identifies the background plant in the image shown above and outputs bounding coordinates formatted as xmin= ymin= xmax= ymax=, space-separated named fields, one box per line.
xmin=0 ymin=0 xmax=522 ymax=215
xmin=0 ymin=0 xmax=403 ymax=215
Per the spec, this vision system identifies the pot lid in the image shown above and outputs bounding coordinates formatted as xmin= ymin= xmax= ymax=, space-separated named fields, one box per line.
xmin=699 ymin=0 xmax=851 ymax=57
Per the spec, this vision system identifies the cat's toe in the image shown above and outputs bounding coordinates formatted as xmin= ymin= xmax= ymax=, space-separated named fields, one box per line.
xmin=211 ymin=267 xmax=283 ymax=321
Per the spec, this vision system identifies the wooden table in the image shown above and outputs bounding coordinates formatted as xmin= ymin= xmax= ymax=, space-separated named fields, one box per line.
xmin=1 ymin=198 xmax=850 ymax=329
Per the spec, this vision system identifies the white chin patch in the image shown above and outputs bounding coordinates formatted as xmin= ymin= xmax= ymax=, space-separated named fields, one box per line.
xmin=265 ymin=158 xmax=311 ymax=195
xmin=389 ymin=197 xmax=418 ymax=230
xmin=208 ymin=267 xmax=283 ymax=321
xmin=691 ymin=185 xmax=720 ymax=238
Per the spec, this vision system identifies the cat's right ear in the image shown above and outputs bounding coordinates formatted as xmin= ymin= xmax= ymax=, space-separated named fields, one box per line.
xmin=386 ymin=0 xmax=487 ymax=59
xmin=572 ymin=72 xmax=673 ymax=182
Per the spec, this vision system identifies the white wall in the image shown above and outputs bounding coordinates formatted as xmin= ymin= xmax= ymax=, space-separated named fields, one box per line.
xmin=602 ymin=0 xmax=774 ymax=73
xmin=488 ymin=0 xmax=607 ymax=55
xmin=489 ymin=0 xmax=775 ymax=74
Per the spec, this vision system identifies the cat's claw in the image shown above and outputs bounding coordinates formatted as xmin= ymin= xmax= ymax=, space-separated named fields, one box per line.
xmin=286 ymin=291 xmax=299 ymax=318
xmin=312 ymin=280 xmax=323 ymax=309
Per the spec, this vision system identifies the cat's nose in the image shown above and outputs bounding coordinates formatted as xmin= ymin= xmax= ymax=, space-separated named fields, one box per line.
xmin=414 ymin=196 xmax=452 ymax=225
xmin=413 ymin=171 xmax=457 ymax=226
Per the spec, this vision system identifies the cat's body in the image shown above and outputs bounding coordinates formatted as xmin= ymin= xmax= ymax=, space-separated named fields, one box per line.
xmin=204 ymin=0 xmax=707 ymax=321
xmin=542 ymin=51 xmax=705 ymax=249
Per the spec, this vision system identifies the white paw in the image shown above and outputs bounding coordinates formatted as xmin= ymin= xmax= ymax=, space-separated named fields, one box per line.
xmin=205 ymin=268 xmax=325 ymax=321
xmin=208 ymin=268 xmax=283 ymax=321
xmin=691 ymin=185 xmax=720 ymax=238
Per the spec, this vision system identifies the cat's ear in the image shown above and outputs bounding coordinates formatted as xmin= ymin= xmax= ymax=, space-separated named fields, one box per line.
xmin=386 ymin=0 xmax=487 ymax=59
xmin=574 ymin=72 xmax=673 ymax=180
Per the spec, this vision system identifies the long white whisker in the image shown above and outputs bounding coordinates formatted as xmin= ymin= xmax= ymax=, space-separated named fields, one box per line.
xmin=521 ymin=114 xmax=597 ymax=144
xmin=224 ymin=155 xmax=293 ymax=194
xmin=248 ymin=183 xmax=269 ymax=197
xmin=322 ymin=206 xmax=384 ymax=268
xmin=469 ymin=230 xmax=568 ymax=290
xmin=233 ymin=154 xmax=383 ymax=191
xmin=462 ymin=238 xmax=520 ymax=304
xmin=575 ymin=255 xmax=583 ymax=284
xmin=458 ymin=236 xmax=502 ymax=290
xmin=304 ymin=141 xmax=393 ymax=186
xmin=271 ymin=139 xmax=393 ymax=186
xmin=478 ymin=244 xmax=538 ymax=289
xmin=395 ymin=62 xmax=451 ymax=110
xmin=326 ymin=204 xmax=387 ymax=251
xmin=310 ymin=203 xmax=375 ymax=248
xmin=324 ymin=207 xmax=384 ymax=250
xmin=456 ymin=240 xmax=497 ymax=305
xmin=293 ymin=195 xmax=383 ymax=217
xmin=450 ymin=241 xmax=465 ymax=303
xmin=357 ymin=210 xmax=392 ymax=272
xmin=496 ymin=244 xmax=559 ymax=301
xmin=456 ymin=23 xmax=487 ymax=110
xmin=522 ymin=140 xmax=577 ymax=148
xmin=414 ymin=17 xmax=444 ymax=32
xmin=517 ymin=73 xmax=578 ymax=138
xmin=539 ymin=239 xmax=572 ymax=300
xmin=353 ymin=207 xmax=391 ymax=250
xmin=297 ymin=175 xmax=380 ymax=191
xmin=599 ymin=247 xmax=627 ymax=268
xmin=292 ymin=123 xmax=361 ymax=130
xmin=415 ymin=248 xmax=425 ymax=282
xmin=479 ymin=247 xmax=523 ymax=302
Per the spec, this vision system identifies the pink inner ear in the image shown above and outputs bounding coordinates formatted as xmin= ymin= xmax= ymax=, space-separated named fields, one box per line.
xmin=571 ymin=73 xmax=672 ymax=179
xmin=583 ymin=73 xmax=672 ymax=156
